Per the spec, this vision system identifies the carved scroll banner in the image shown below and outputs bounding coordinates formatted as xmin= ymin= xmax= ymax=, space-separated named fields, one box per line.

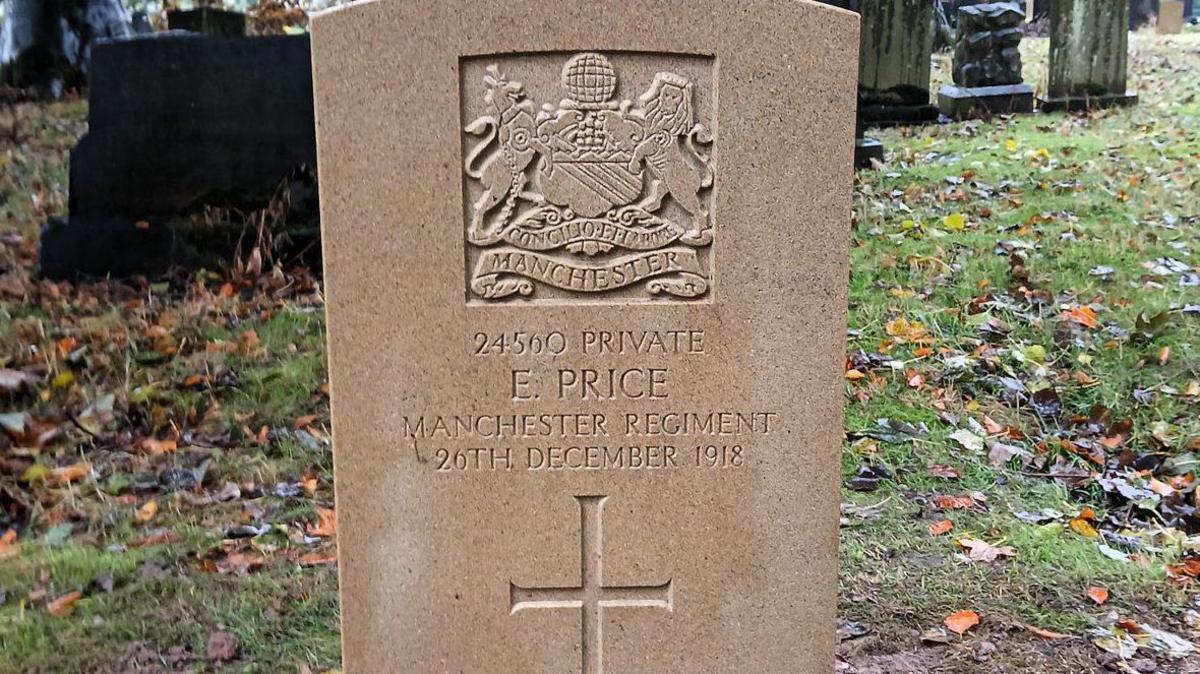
xmin=470 ymin=246 xmax=708 ymax=299
xmin=499 ymin=211 xmax=686 ymax=253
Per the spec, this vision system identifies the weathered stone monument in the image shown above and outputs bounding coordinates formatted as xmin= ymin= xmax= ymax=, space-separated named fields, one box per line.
xmin=1158 ymin=0 xmax=1186 ymax=33
xmin=39 ymin=33 xmax=317 ymax=278
xmin=858 ymin=0 xmax=939 ymax=125
xmin=938 ymin=2 xmax=1034 ymax=119
xmin=1038 ymin=0 xmax=1138 ymax=112
xmin=312 ymin=0 xmax=857 ymax=671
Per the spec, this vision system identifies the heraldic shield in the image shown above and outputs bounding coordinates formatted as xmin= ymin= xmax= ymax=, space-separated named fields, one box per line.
xmin=461 ymin=52 xmax=716 ymax=302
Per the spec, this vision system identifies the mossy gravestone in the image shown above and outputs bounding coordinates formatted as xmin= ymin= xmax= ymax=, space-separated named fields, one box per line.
xmin=858 ymin=0 xmax=939 ymax=125
xmin=312 ymin=0 xmax=858 ymax=671
xmin=938 ymin=2 xmax=1034 ymax=120
xmin=1038 ymin=0 xmax=1138 ymax=112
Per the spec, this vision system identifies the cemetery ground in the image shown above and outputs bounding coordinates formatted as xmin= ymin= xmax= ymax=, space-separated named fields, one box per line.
xmin=0 ymin=32 xmax=1197 ymax=674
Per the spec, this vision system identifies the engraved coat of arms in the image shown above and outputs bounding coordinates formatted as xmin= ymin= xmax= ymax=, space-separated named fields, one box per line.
xmin=463 ymin=53 xmax=714 ymax=301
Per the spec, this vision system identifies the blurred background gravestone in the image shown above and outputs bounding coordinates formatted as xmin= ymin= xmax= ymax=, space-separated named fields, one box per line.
xmin=39 ymin=31 xmax=319 ymax=279
xmin=1038 ymin=0 xmax=1139 ymax=112
xmin=818 ymin=0 xmax=885 ymax=167
xmin=858 ymin=0 xmax=939 ymax=126
xmin=938 ymin=2 xmax=1033 ymax=119
xmin=167 ymin=7 xmax=248 ymax=37
xmin=0 ymin=0 xmax=132 ymax=95
xmin=1157 ymin=0 xmax=1185 ymax=33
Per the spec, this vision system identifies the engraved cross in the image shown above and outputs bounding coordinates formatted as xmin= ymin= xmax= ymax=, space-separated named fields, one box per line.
xmin=510 ymin=495 xmax=673 ymax=674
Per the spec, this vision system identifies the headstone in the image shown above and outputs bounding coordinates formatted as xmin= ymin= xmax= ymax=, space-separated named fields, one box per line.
xmin=859 ymin=0 xmax=939 ymax=125
xmin=1038 ymin=0 xmax=1138 ymax=112
xmin=39 ymin=33 xmax=317 ymax=279
xmin=1158 ymin=0 xmax=1186 ymax=33
xmin=938 ymin=2 xmax=1034 ymax=119
xmin=167 ymin=8 xmax=247 ymax=38
xmin=311 ymin=0 xmax=858 ymax=671
xmin=816 ymin=0 xmax=885 ymax=168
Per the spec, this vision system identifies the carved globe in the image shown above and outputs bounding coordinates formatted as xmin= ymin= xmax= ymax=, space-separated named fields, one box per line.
xmin=561 ymin=53 xmax=617 ymax=104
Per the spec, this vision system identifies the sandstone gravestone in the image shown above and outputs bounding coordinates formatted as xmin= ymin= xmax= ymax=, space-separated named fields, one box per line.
xmin=858 ymin=0 xmax=939 ymax=125
xmin=1158 ymin=0 xmax=1186 ymax=34
xmin=1038 ymin=0 xmax=1138 ymax=112
xmin=938 ymin=2 xmax=1034 ymax=119
xmin=312 ymin=0 xmax=858 ymax=671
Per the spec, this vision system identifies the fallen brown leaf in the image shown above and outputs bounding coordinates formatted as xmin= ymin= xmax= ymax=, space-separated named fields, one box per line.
xmin=46 ymin=590 xmax=83 ymax=617
xmin=135 ymin=500 xmax=159 ymax=524
xmin=944 ymin=610 xmax=981 ymax=635
xmin=306 ymin=507 xmax=336 ymax=538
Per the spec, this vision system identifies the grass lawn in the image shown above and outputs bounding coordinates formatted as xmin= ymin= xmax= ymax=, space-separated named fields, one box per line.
xmin=1 ymin=30 xmax=1198 ymax=674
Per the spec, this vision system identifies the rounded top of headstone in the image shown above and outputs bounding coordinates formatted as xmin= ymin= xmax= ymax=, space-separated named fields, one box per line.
xmin=561 ymin=52 xmax=617 ymax=104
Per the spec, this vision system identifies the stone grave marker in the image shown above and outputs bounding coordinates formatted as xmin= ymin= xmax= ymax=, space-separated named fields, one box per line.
xmin=311 ymin=0 xmax=858 ymax=671
xmin=167 ymin=8 xmax=248 ymax=38
xmin=1158 ymin=0 xmax=1186 ymax=34
xmin=858 ymin=0 xmax=939 ymax=125
xmin=938 ymin=2 xmax=1034 ymax=119
xmin=39 ymin=33 xmax=317 ymax=279
xmin=1038 ymin=0 xmax=1138 ymax=112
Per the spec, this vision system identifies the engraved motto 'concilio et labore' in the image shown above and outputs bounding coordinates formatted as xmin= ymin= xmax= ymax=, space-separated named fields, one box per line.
xmin=462 ymin=52 xmax=715 ymax=302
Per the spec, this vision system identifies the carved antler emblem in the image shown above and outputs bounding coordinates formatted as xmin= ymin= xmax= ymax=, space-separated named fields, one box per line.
xmin=463 ymin=52 xmax=715 ymax=301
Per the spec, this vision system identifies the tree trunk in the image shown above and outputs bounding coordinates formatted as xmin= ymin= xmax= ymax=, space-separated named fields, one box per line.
xmin=0 ymin=0 xmax=131 ymax=94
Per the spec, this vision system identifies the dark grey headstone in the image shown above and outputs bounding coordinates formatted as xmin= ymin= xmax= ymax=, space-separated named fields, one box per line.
xmin=167 ymin=9 xmax=247 ymax=38
xmin=70 ymin=33 xmax=314 ymax=218
xmin=39 ymin=32 xmax=317 ymax=279
xmin=939 ymin=2 xmax=1034 ymax=119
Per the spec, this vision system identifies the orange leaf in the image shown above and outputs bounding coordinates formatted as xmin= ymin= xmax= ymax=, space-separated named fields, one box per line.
xmin=140 ymin=437 xmax=177 ymax=455
xmin=929 ymin=520 xmax=954 ymax=536
xmin=933 ymin=494 xmax=977 ymax=510
xmin=1158 ymin=346 xmax=1170 ymax=366
xmin=844 ymin=369 xmax=866 ymax=381
xmin=0 ymin=528 xmax=18 ymax=561
xmin=301 ymin=475 xmax=319 ymax=497
xmin=46 ymin=591 xmax=83 ymax=617
xmin=50 ymin=462 xmax=92 ymax=486
xmin=299 ymin=549 xmax=338 ymax=567
xmin=1166 ymin=557 xmax=1200 ymax=580
xmin=1061 ymin=306 xmax=1099 ymax=329
xmin=1087 ymin=587 xmax=1109 ymax=605
xmin=1069 ymin=518 xmax=1100 ymax=539
xmin=944 ymin=610 xmax=981 ymax=635
xmin=1025 ymin=624 xmax=1071 ymax=640
xmin=135 ymin=500 xmax=159 ymax=524
xmin=306 ymin=507 xmax=337 ymax=538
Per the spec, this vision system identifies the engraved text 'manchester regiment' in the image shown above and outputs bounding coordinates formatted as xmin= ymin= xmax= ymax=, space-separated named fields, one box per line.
xmin=464 ymin=53 xmax=714 ymax=300
xmin=510 ymin=495 xmax=673 ymax=674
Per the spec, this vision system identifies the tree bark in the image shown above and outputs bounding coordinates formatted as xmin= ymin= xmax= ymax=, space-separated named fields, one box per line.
xmin=0 ymin=0 xmax=131 ymax=94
